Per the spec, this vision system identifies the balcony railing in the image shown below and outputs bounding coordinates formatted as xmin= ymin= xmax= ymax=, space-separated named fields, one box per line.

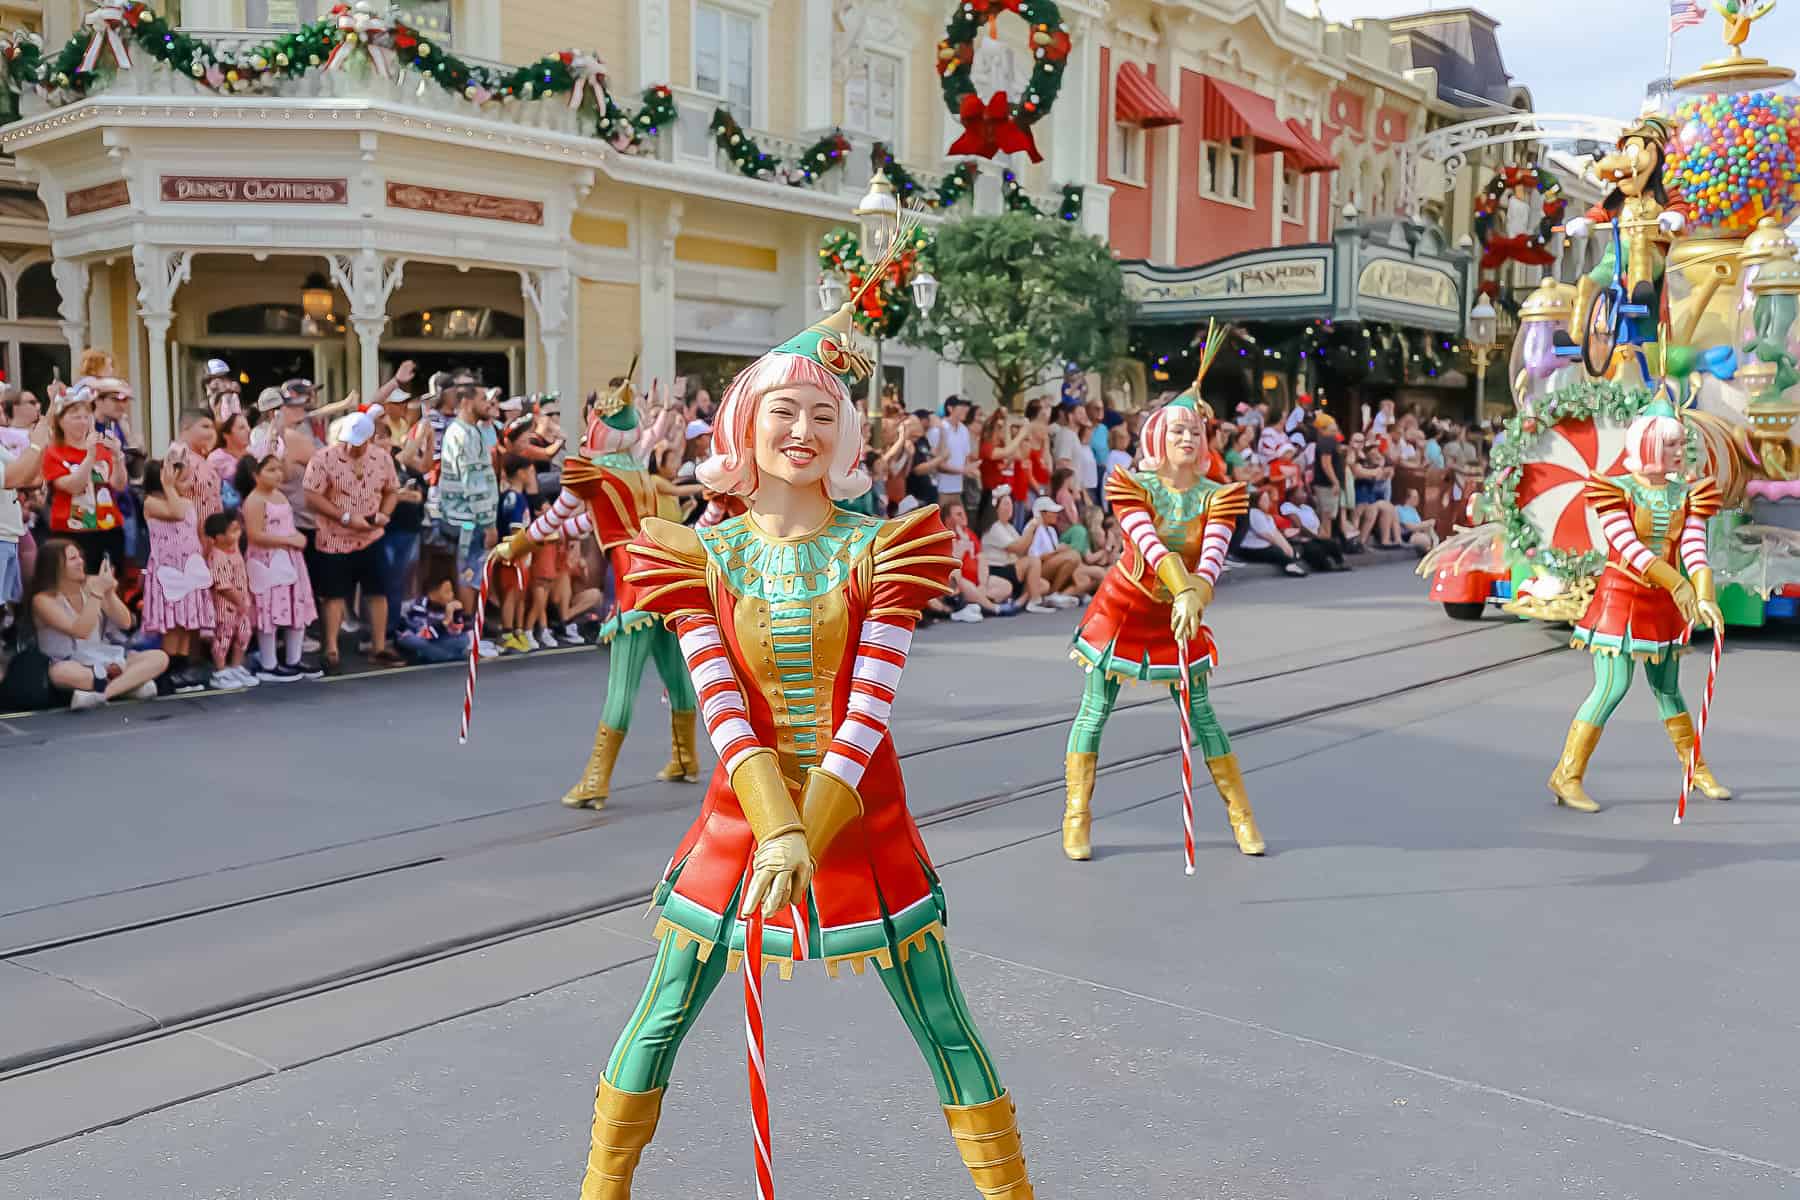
xmin=15 ymin=36 xmax=1040 ymax=216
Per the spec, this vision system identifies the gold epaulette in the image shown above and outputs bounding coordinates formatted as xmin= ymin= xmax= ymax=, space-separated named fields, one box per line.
xmin=1103 ymin=468 xmax=1152 ymax=512
xmin=1584 ymin=474 xmax=1630 ymax=513
xmin=1686 ymin=477 xmax=1724 ymax=521
xmin=865 ymin=504 xmax=957 ymax=618
xmin=624 ymin=517 xmax=711 ymax=617
xmin=1206 ymin=480 xmax=1250 ymax=525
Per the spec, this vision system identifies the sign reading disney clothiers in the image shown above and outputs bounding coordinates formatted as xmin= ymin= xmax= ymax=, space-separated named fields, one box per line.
xmin=159 ymin=176 xmax=349 ymax=204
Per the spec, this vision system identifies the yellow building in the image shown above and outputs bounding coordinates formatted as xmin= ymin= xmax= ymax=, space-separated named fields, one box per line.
xmin=0 ymin=0 xmax=1103 ymax=447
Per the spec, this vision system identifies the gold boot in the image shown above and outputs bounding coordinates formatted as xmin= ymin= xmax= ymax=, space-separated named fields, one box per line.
xmin=655 ymin=709 xmax=701 ymax=783
xmin=1665 ymin=713 xmax=1731 ymax=800
xmin=564 ymin=724 xmax=626 ymax=809
xmin=943 ymin=1091 xmax=1035 ymax=1199
xmin=1548 ymin=719 xmax=1603 ymax=812
xmin=1206 ymin=753 xmax=1265 ymax=856
xmin=578 ymin=1079 xmax=664 ymax=1200
xmin=1062 ymin=751 xmax=1097 ymax=861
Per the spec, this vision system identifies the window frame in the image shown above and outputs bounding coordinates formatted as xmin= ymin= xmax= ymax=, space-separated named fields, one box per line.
xmin=1200 ymin=136 xmax=1253 ymax=207
xmin=1109 ymin=121 xmax=1145 ymax=187
xmin=1281 ymin=167 xmax=1303 ymax=225
xmin=845 ymin=48 xmax=905 ymax=147
xmin=690 ymin=0 xmax=768 ymax=129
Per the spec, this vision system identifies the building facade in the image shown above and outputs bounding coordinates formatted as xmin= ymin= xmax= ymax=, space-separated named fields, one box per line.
xmin=0 ymin=0 xmax=1120 ymax=446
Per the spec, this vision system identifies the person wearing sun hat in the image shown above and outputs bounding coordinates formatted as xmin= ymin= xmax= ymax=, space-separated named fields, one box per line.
xmin=1063 ymin=330 xmax=1265 ymax=862
xmin=492 ymin=359 xmax=699 ymax=809
xmin=553 ymin=297 xmax=1038 ymax=1200
xmin=1546 ymin=393 xmax=1730 ymax=814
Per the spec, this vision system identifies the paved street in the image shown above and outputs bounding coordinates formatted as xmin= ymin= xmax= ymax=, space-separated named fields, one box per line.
xmin=4 ymin=558 xmax=1799 ymax=1199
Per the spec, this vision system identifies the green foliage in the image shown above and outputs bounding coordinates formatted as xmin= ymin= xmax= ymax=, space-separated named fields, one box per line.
xmin=906 ymin=213 xmax=1131 ymax=407
xmin=935 ymin=161 xmax=979 ymax=210
xmin=819 ymin=224 xmax=936 ymax=339
xmin=711 ymin=108 xmax=850 ymax=187
xmin=938 ymin=0 xmax=1070 ymax=130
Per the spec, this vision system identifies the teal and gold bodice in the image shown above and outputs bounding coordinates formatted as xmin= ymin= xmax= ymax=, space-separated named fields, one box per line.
xmin=1132 ymin=470 xmax=1223 ymax=561
xmin=696 ymin=510 xmax=885 ymax=779
xmin=1611 ymin=474 xmax=1690 ymax=558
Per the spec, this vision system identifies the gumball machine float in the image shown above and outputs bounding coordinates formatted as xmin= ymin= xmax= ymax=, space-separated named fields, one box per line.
xmin=1423 ymin=11 xmax=1800 ymax=627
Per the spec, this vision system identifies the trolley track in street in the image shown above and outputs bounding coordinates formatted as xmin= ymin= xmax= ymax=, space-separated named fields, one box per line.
xmin=0 ymin=623 xmax=1561 ymax=1092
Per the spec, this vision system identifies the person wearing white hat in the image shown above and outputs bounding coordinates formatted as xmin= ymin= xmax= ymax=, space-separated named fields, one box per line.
xmin=300 ymin=404 xmax=401 ymax=673
xmin=203 ymin=359 xmax=242 ymax=423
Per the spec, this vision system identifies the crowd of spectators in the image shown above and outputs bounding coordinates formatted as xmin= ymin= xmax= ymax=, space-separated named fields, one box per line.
xmin=0 ymin=345 xmax=1497 ymax=711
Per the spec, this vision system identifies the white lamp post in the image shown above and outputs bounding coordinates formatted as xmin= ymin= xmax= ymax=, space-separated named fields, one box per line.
xmin=910 ymin=270 xmax=939 ymax=316
xmin=1468 ymin=294 xmax=1500 ymax=420
xmin=817 ymin=273 xmax=847 ymax=313
xmin=851 ymin=170 xmax=904 ymax=447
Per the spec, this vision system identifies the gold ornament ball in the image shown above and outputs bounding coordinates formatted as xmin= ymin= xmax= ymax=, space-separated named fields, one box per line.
xmin=308 ymin=53 xmax=320 ymax=65
xmin=275 ymin=52 xmax=289 ymax=66
xmin=190 ymin=61 xmax=204 ymax=77
xmin=419 ymin=43 xmax=432 ymax=56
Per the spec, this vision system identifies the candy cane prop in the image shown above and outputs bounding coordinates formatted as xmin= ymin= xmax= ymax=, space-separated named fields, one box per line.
xmin=1175 ymin=643 xmax=1196 ymax=876
xmin=1674 ymin=626 xmax=1723 ymax=826
xmin=742 ymin=873 xmax=775 ymax=1200
xmin=457 ymin=555 xmax=495 ymax=745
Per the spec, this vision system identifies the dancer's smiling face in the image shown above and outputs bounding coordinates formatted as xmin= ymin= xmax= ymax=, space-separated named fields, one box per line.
xmin=753 ymin=383 xmax=840 ymax=492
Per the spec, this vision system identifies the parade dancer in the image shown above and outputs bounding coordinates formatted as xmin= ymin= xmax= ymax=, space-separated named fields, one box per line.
xmin=1548 ymin=398 xmax=1731 ymax=812
xmin=1062 ymin=385 xmax=1263 ymax=861
xmin=494 ymin=371 xmax=696 ymax=808
xmin=574 ymin=304 xmax=1035 ymax=1199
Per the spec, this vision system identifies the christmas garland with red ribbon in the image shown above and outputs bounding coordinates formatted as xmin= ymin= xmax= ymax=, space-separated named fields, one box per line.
xmin=1472 ymin=164 xmax=1566 ymax=274
xmin=936 ymin=0 xmax=1070 ymax=164
xmin=819 ymin=225 xmax=935 ymax=340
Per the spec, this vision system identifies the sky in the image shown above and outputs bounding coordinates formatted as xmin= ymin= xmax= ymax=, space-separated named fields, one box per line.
xmin=1314 ymin=0 xmax=1800 ymax=118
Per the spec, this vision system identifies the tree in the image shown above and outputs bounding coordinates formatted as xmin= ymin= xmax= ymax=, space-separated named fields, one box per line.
xmin=908 ymin=213 xmax=1132 ymax=408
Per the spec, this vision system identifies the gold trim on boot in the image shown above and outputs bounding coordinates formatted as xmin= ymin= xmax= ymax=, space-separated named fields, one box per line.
xmin=1548 ymin=719 xmax=1603 ymax=813
xmin=1062 ymin=751 xmax=1097 ymax=861
xmin=1206 ymin=752 xmax=1265 ymax=856
xmin=1665 ymin=713 xmax=1731 ymax=800
xmin=943 ymin=1091 xmax=1035 ymax=1199
xmin=578 ymin=1079 xmax=664 ymax=1200
xmin=564 ymin=724 xmax=627 ymax=809
xmin=655 ymin=709 xmax=701 ymax=783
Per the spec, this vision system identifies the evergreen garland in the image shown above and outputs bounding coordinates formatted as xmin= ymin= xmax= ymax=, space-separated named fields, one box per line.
xmin=1002 ymin=168 xmax=1041 ymax=215
xmin=1482 ymin=378 xmax=1680 ymax=581
xmin=818 ymin=223 xmax=935 ymax=340
xmin=935 ymin=161 xmax=979 ymax=210
xmin=1057 ymin=183 xmax=1083 ymax=223
xmin=937 ymin=0 xmax=1070 ymax=131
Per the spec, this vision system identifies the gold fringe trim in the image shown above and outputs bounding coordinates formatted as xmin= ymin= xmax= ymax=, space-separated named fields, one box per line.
xmin=650 ymin=917 xmax=717 ymax=963
xmin=1068 ymin=646 xmax=1204 ymax=688
xmin=1568 ymin=633 xmax=1689 ymax=664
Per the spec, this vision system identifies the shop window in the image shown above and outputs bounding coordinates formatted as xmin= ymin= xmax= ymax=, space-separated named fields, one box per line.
xmin=1281 ymin=168 xmax=1302 ymax=223
xmin=245 ymin=0 xmax=324 ymax=28
xmin=389 ymin=308 xmax=525 ymax=339
xmin=1202 ymin=138 xmax=1250 ymax=204
xmin=15 ymin=262 xmax=60 ymax=320
xmin=695 ymin=2 xmax=757 ymax=124
xmin=1110 ymin=123 xmax=1144 ymax=185
xmin=208 ymin=304 xmax=309 ymax=336
xmin=846 ymin=51 xmax=903 ymax=144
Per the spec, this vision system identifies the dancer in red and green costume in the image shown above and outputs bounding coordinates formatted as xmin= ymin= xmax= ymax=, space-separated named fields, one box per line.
xmin=1062 ymin=387 xmax=1265 ymax=861
xmin=1548 ymin=397 xmax=1730 ymax=812
xmin=495 ymin=370 xmax=698 ymax=808
xmin=574 ymin=304 xmax=1035 ymax=1199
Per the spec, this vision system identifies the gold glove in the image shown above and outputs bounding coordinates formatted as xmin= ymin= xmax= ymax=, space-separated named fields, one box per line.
xmin=1646 ymin=560 xmax=1700 ymax=625
xmin=1157 ymin=556 xmax=1205 ymax=642
xmin=800 ymin=767 xmax=863 ymax=861
xmin=493 ymin=526 xmax=535 ymax=564
xmin=1692 ymin=566 xmax=1724 ymax=630
xmin=731 ymin=750 xmax=811 ymax=917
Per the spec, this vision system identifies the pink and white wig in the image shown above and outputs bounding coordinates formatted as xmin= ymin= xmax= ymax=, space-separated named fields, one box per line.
xmin=695 ymin=351 xmax=872 ymax=500
xmin=1622 ymin=412 xmax=1687 ymax=478
xmin=1137 ymin=402 xmax=1210 ymax=473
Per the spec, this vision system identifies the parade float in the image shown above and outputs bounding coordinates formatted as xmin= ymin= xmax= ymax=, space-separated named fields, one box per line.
xmin=1425 ymin=11 xmax=1800 ymax=628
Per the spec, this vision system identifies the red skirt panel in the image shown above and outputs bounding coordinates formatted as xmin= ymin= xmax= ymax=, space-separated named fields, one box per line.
xmin=1071 ymin=568 xmax=1217 ymax=683
xmin=1571 ymin=567 xmax=1691 ymax=660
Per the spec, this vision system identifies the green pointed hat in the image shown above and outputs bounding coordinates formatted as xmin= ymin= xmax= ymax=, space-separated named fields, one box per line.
xmin=771 ymin=302 xmax=874 ymax=384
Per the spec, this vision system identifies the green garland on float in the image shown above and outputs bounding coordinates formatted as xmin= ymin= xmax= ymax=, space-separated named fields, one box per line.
xmin=1481 ymin=377 xmax=1682 ymax=581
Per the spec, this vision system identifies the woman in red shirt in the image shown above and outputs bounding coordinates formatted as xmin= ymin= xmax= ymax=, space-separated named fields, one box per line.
xmin=42 ymin=390 xmax=128 ymax=571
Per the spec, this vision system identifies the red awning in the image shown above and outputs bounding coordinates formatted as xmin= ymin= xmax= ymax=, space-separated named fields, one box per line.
xmin=1200 ymin=76 xmax=1306 ymax=156
xmin=1114 ymin=62 xmax=1180 ymax=128
xmin=1283 ymin=118 xmax=1339 ymax=174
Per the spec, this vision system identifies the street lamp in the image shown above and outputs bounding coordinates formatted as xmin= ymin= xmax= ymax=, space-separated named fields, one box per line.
xmin=300 ymin=272 xmax=335 ymax=333
xmin=1467 ymin=294 xmax=1500 ymax=420
xmin=910 ymin=269 xmax=938 ymax=316
xmin=851 ymin=170 xmax=903 ymax=449
xmin=817 ymin=273 xmax=847 ymax=313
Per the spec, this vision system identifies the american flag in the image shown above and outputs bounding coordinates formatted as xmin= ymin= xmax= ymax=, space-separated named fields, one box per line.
xmin=1670 ymin=0 xmax=1705 ymax=32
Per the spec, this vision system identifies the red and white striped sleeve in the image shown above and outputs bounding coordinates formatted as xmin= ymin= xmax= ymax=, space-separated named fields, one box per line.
xmin=1598 ymin=507 xmax=1657 ymax=574
xmin=1119 ymin=505 xmax=1171 ymax=572
xmin=525 ymin=487 xmax=585 ymax=543
xmin=674 ymin=615 xmax=762 ymax=774
xmin=1195 ymin=523 xmax=1231 ymax=585
xmin=1195 ymin=483 xmax=1249 ymax=587
xmin=1679 ymin=514 xmax=1709 ymax=574
xmin=819 ymin=619 xmax=910 ymax=790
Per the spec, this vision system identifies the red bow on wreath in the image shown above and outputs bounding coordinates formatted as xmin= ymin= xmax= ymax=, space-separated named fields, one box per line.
xmin=949 ymin=92 xmax=1042 ymax=162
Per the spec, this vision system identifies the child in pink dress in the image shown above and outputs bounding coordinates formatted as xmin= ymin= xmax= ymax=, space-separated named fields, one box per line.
xmin=205 ymin=510 xmax=256 ymax=690
xmin=142 ymin=448 xmax=215 ymax=691
xmin=240 ymin=454 xmax=318 ymax=682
